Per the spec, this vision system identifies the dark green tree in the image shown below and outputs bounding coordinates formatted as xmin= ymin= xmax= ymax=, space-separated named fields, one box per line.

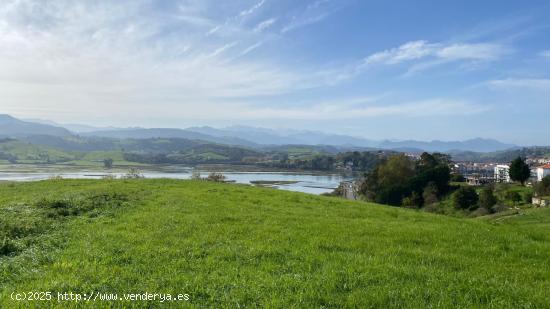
xmin=509 ymin=157 xmax=531 ymax=185
xmin=479 ymin=187 xmax=497 ymax=211
xmin=422 ymin=182 xmax=439 ymax=206
xmin=453 ymin=186 xmax=479 ymax=210
xmin=535 ymin=175 xmax=550 ymax=196
xmin=103 ymin=158 xmax=114 ymax=169
xmin=505 ymin=191 xmax=521 ymax=205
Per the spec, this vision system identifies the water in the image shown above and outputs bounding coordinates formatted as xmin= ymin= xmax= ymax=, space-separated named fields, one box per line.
xmin=0 ymin=169 xmax=352 ymax=195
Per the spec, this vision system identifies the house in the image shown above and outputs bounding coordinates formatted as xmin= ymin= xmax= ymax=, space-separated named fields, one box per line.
xmin=537 ymin=164 xmax=550 ymax=181
xmin=494 ymin=165 xmax=511 ymax=183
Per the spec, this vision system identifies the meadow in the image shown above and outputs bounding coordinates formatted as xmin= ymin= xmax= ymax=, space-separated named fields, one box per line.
xmin=1 ymin=179 xmax=549 ymax=308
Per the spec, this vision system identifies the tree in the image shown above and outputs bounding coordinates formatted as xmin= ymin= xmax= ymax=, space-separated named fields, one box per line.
xmin=509 ymin=157 xmax=530 ymax=185
xmin=453 ymin=187 xmax=479 ymax=210
xmin=505 ymin=191 xmax=521 ymax=205
xmin=367 ymin=154 xmax=416 ymax=206
xmin=103 ymin=158 xmax=113 ymax=169
xmin=535 ymin=175 xmax=550 ymax=196
xmin=422 ymin=182 xmax=439 ymax=206
xmin=451 ymin=174 xmax=466 ymax=183
xmin=479 ymin=187 xmax=497 ymax=211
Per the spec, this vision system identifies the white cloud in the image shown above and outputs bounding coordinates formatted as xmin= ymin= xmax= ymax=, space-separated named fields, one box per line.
xmin=281 ymin=0 xmax=340 ymax=33
xmin=0 ymin=0 xmax=343 ymax=123
xmin=436 ymin=43 xmax=505 ymax=61
xmin=239 ymin=41 xmax=263 ymax=57
xmin=362 ymin=40 xmax=508 ymax=70
xmin=364 ymin=41 xmax=437 ymax=65
xmin=254 ymin=18 xmax=276 ymax=32
xmin=239 ymin=0 xmax=266 ymax=17
xmin=232 ymin=99 xmax=490 ymax=120
xmin=486 ymin=78 xmax=550 ymax=90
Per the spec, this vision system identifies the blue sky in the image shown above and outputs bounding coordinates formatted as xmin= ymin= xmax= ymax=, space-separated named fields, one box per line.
xmin=1 ymin=0 xmax=549 ymax=145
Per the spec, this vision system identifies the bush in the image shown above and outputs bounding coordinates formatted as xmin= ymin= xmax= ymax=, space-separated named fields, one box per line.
xmin=422 ymin=182 xmax=439 ymax=206
xmin=523 ymin=192 xmax=533 ymax=205
xmin=103 ymin=158 xmax=114 ymax=169
xmin=453 ymin=187 xmax=479 ymax=210
xmin=535 ymin=175 xmax=550 ymax=196
xmin=451 ymin=174 xmax=466 ymax=182
xmin=206 ymin=172 xmax=226 ymax=182
xmin=479 ymin=187 xmax=497 ymax=212
xmin=505 ymin=191 xmax=521 ymax=205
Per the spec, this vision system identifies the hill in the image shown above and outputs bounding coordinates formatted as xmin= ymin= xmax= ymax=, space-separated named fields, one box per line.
xmin=0 ymin=115 xmax=521 ymax=152
xmin=1 ymin=179 xmax=549 ymax=307
xmin=451 ymin=147 xmax=550 ymax=163
xmin=0 ymin=114 xmax=71 ymax=138
xmin=82 ymin=128 xmax=257 ymax=147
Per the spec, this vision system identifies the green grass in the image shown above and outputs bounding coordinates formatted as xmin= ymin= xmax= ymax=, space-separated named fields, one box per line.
xmin=1 ymin=179 xmax=550 ymax=308
xmin=0 ymin=141 xmax=75 ymax=163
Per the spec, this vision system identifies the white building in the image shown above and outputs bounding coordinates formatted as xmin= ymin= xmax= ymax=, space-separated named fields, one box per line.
xmin=494 ymin=165 xmax=511 ymax=183
xmin=537 ymin=164 xmax=550 ymax=181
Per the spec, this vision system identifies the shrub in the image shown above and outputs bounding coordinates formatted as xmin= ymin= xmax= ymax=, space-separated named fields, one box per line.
xmin=523 ymin=192 xmax=533 ymax=205
xmin=479 ymin=187 xmax=497 ymax=212
xmin=206 ymin=172 xmax=226 ymax=182
xmin=451 ymin=174 xmax=466 ymax=182
xmin=422 ymin=183 xmax=439 ymax=206
xmin=103 ymin=158 xmax=114 ymax=169
xmin=505 ymin=191 xmax=521 ymax=205
xmin=453 ymin=187 xmax=479 ymax=210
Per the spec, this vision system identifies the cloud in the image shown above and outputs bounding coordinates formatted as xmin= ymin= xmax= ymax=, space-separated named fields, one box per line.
xmin=364 ymin=41 xmax=507 ymax=66
xmin=239 ymin=0 xmax=266 ymax=17
xmin=254 ymin=18 xmax=276 ymax=32
xmin=238 ymin=41 xmax=264 ymax=57
xmin=232 ymin=98 xmax=490 ymax=120
xmin=0 ymin=0 xmax=355 ymax=125
xmin=281 ymin=0 xmax=341 ymax=33
xmin=486 ymin=78 xmax=550 ymax=90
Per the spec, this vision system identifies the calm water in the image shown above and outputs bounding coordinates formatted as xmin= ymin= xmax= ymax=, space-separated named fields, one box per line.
xmin=0 ymin=169 xmax=352 ymax=195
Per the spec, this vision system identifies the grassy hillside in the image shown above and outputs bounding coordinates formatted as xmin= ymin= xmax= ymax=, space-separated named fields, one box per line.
xmin=1 ymin=180 xmax=549 ymax=307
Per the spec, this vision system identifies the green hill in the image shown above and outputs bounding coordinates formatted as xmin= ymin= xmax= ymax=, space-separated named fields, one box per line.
xmin=1 ymin=180 xmax=549 ymax=307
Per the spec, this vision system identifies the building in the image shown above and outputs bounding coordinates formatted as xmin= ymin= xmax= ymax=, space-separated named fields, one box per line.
xmin=537 ymin=164 xmax=550 ymax=181
xmin=494 ymin=165 xmax=511 ymax=183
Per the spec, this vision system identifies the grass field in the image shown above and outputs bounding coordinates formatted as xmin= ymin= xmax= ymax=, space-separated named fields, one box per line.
xmin=1 ymin=179 xmax=550 ymax=307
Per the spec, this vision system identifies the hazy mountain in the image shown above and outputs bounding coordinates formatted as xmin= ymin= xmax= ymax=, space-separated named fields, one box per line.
xmin=24 ymin=118 xmax=118 ymax=133
xmin=82 ymin=128 xmax=257 ymax=147
xmin=3 ymin=115 xmax=517 ymax=153
xmin=186 ymin=126 xmax=515 ymax=152
xmin=0 ymin=114 xmax=72 ymax=137
xmin=187 ymin=126 xmax=379 ymax=147
xmin=378 ymin=138 xmax=517 ymax=153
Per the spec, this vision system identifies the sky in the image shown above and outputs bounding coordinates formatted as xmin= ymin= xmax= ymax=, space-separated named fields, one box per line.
xmin=0 ymin=0 xmax=549 ymax=145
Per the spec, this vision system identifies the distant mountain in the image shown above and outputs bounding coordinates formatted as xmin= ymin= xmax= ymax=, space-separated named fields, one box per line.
xmin=82 ymin=128 xmax=257 ymax=147
xmin=24 ymin=118 xmax=119 ymax=133
xmin=378 ymin=138 xmax=517 ymax=153
xmin=186 ymin=126 xmax=515 ymax=152
xmin=3 ymin=115 xmax=518 ymax=153
xmin=0 ymin=114 xmax=72 ymax=137
xmin=187 ymin=126 xmax=379 ymax=147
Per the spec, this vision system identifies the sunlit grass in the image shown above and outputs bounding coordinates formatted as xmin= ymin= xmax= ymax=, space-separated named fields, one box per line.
xmin=1 ymin=179 xmax=549 ymax=307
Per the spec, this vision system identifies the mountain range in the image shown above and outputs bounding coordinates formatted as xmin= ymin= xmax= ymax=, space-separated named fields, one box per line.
xmin=2 ymin=114 xmax=519 ymax=153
